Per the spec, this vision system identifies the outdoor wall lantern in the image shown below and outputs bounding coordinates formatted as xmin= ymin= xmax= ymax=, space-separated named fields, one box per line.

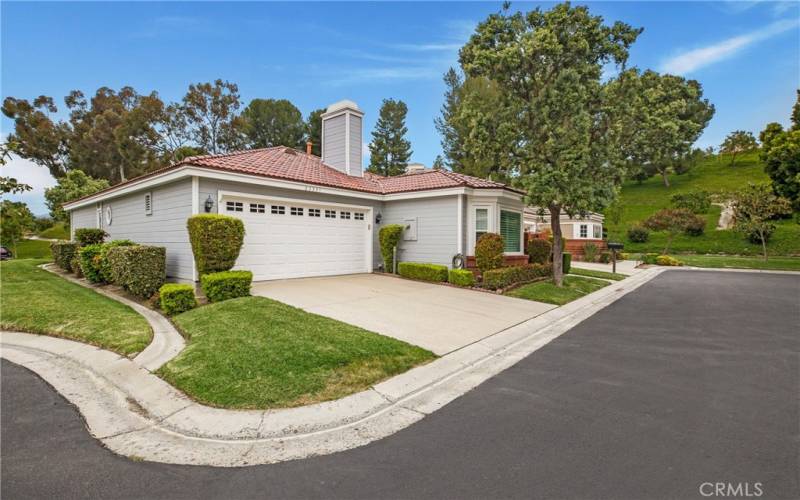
xmin=375 ymin=212 xmax=382 ymax=224
xmin=204 ymin=195 xmax=215 ymax=213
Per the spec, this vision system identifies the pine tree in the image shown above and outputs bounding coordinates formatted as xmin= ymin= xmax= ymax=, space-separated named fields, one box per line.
xmin=434 ymin=68 xmax=464 ymax=171
xmin=367 ymin=99 xmax=412 ymax=176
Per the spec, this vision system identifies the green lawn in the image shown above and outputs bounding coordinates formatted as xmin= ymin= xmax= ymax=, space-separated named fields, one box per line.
xmin=158 ymin=296 xmax=435 ymax=409
xmin=668 ymin=254 xmax=800 ymax=272
xmin=0 ymin=259 xmax=152 ymax=355
xmin=38 ymin=222 xmax=69 ymax=240
xmin=9 ymin=239 xmax=52 ymax=259
xmin=568 ymin=267 xmax=628 ymax=281
xmin=506 ymin=276 xmax=609 ymax=305
xmin=606 ymin=152 xmax=800 ymax=256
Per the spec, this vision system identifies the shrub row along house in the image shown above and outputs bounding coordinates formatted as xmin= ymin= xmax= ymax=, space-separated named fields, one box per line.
xmin=64 ymin=100 xmax=528 ymax=282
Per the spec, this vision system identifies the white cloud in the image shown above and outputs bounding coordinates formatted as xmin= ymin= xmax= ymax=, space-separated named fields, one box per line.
xmin=326 ymin=67 xmax=441 ymax=86
xmin=660 ymin=18 xmax=800 ymax=75
xmin=2 ymin=154 xmax=57 ymax=215
xmin=390 ymin=43 xmax=462 ymax=52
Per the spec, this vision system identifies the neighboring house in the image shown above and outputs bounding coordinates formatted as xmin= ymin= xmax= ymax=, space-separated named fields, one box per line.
xmin=523 ymin=207 xmax=604 ymax=240
xmin=64 ymin=100 xmax=527 ymax=282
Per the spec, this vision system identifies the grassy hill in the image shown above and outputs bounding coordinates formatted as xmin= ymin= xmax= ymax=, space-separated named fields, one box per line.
xmin=606 ymin=151 xmax=800 ymax=257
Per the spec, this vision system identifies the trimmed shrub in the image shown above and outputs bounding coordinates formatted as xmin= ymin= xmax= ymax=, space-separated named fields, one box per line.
xmin=70 ymin=254 xmax=83 ymax=278
xmin=187 ymin=214 xmax=245 ymax=276
xmin=448 ymin=269 xmax=475 ymax=287
xmin=398 ymin=262 xmax=448 ymax=282
xmin=201 ymin=270 xmax=253 ymax=302
xmin=74 ymin=228 xmax=107 ymax=246
xmin=107 ymin=245 xmax=166 ymax=298
xmin=641 ymin=253 xmax=659 ymax=265
xmin=378 ymin=224 xmax=404 ymax=273
xmin=656 ymin=255 xmax=683 ymax=266
xmin=582 ymin=242 xmax=599 ymax=262
xmin=527 ymin=238 xmax=552 ymax=264
xmin=671 ymin=190 xmax=711 ymax=214
xmin=562 ymin=252 xmax=572 ymax=274
xmin=159 ymin=284 xmax=197 ymax=315
xmin=618 ymin=252 xmax=629 ymax=261
xmin=78 ymin=244 xmax=104 ymax=283
xmin=598 ymin=251 xmax=612 ymax=264
xmin=627 ymin=225 xmax=649 ymax=243
xmin=684 ymin=214 xmax=706 ymax=237
xmin=475 ymin=233 xmax=504 ymax=274
xmin=98 ymin=240 xmax=137 ymax=282
xmin=50 ymin=241 xmax=79 ymax=271
xmin=483 ymin=263 xmax=552 ymax=290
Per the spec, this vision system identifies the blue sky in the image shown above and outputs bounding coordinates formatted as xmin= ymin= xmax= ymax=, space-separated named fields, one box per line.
xmin=2 ymin=1 xmax=799 ymax=215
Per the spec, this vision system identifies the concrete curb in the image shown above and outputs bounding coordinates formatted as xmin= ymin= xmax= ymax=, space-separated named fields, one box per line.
xmin=1 ymin=268 xmax=664 ymax=466
xmin=40 ymin=264 xmax=185 ymax=371
xmin=675 ymin=266 xmax=800 ymax=275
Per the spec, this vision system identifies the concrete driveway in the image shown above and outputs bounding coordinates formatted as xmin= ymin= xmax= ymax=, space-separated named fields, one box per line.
xmin=251 ymin=273 xmax=555 ymax=355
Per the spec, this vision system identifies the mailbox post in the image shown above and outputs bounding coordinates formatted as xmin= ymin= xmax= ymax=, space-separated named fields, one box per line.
xmin=607 ymin=242 xmax=624 ymax=274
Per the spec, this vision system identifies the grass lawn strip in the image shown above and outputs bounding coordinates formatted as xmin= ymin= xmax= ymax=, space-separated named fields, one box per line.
xmin=9 ymin=239 xmax=52 ymax=259
xmin=158 ymin=296 xmax=435 ymax=410
xmin=568 ymin=267 xmax=628 ymax=281
xmin=670 ymin=254 xmax=800 ymax=272
xmin=0 ymin=259 xmax=152 ymax=356
xmin=507 ymin=276 xmax=610 ymax=305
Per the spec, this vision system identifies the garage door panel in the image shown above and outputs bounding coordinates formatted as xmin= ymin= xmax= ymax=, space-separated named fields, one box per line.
xmin=223 ymin=197 xmax=369 ymax=281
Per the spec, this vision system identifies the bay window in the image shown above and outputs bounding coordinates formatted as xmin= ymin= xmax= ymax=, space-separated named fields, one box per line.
xmin=500 ymin=210 xmax=522 ymax=253
xmin=475 ymin=208 xmax=488 ymax=244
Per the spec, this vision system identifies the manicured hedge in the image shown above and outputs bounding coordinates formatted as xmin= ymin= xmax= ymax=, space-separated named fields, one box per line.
xmin=187 ymin=214 xmax=245 ymax=275
xmin=107 ymin=245 xmax=166 ymax=298
xmin=98 ymin=240 xmax=137 ymax=282
xmin=201 ymin=270 xmax=253 ymax=302
xmin=527 ymin=238 xmax=552 ymax=264
xmin=50 ymin=241 xmax=79 ymax=271
xmin=159 ymin=284 xmax=198 ymax=315
xmin=379 ymin=224 xmax=404 ymax=273
xmin=562 ymin=252 xmax=572 ymax=274
xmin=641 ymin=253 xmax=659 ymax=265
xmin=78 ymin=244 xmax=104 ymax=283
xmin=448 ymin=269 xmax=475 ymax=287
xmin=70 ymin=254 xmax=83 ymax=278
xmin=475 ymin=233 xmax=504 ymax=273
xmin=483 ymin=263 xmax=552 ymax=290
xmin=74 ymin=228 xmax=107 ymax=246
xmin=398 ymin=262 xmax=448 ymax=282
xmin=656 ymin=255 xmax=683 ymax=266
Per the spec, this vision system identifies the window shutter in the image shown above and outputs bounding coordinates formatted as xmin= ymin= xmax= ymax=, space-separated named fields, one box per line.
xmin=500 ymin=211 xmax=521 ymax=252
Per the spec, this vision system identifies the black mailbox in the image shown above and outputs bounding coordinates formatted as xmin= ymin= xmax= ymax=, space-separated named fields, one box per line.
xmin=607 ymin=242 xmax=624 ymax=251
xmin=607 ymin=242 xmax=624 ymax=273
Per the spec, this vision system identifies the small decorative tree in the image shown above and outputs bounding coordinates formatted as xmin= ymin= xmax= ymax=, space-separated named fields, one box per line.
xmin=378 ymin=224 xmax=404 ymax=273
xmin=731 ymin=183 xmax=792 ymax=260
xmin=187 ymin=214 xmax=245 ymax=276
xmin=720 ymin=130 xmax=757 ymax=167
xmin=643 ymin=208 xmax=699 ymax=254
xmin=527 ymin=238 xmax=552 ymax=265
xmin=475 ymin=233 xmax=504 ymax=274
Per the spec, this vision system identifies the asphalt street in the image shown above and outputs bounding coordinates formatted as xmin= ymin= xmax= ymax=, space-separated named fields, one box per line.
xmin=2 ymin=270 xmax=798 ymax=499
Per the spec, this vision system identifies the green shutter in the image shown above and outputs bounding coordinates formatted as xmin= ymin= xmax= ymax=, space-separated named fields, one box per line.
xmin=500 ymin=211 xmax=521 ymax=252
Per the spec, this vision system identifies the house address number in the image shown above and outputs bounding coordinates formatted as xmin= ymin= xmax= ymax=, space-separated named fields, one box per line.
xmin=305 ymin=186 xmax=321 ymax=193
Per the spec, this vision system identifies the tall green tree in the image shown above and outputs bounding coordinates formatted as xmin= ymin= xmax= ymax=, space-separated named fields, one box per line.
xmin=0 ymin=200 xmax=35 ymax=253
xmin=44 ymin=170 xmax=109 ymax=224
xmin=761 ymin=92 xmax=800 ymax=209
xmin=720 ymin=130 xmax=757 ymax=166
xmin=1 ymin=96 xmax=71 ymax=178
xmin=434 ymin=68 xmax=465 ymax=171
xmin=241 ymin=99 xmax=305 ymax=149
xmin=731 ymin=183 xmax=792 ymax=260
xmin=618 ymin=69 xmax=714 ymax=187
xmin=367 ymin=99 xmax=412 ymax=176
xmin=182 ymin=79 xmax=243 ymax=154
xmin=459 ymin=2 xmax=642 ymax=285
xmin=791 ymin=89 xmax=800 ymax=130
xmin=305 ymin=108 xmax=325 ymax=156
xmin=0 ymin=141 xmax=32 ymax=195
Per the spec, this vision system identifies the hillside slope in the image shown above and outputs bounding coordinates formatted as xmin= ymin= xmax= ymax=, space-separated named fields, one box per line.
xmin=605 ymin=152 xmax=800 ymax=256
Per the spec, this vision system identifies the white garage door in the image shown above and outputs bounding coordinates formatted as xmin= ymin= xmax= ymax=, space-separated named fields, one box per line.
xmin=222 ymin=196 xmax=371 ymax=281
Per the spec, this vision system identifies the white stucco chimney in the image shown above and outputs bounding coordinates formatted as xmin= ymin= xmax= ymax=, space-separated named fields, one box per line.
xmin=321 ymin=100 xmax=364 ymax=177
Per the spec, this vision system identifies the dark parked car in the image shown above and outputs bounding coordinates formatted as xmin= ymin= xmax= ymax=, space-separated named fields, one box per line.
xmin=0 ymin=246 xmax=12 ymax=260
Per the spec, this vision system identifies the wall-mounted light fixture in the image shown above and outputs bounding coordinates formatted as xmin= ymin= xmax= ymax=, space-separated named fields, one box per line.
xmin=204 ymin=195 xmax=215 ymax=213
xmin=375 ymin=212 xmax=382 ymax=224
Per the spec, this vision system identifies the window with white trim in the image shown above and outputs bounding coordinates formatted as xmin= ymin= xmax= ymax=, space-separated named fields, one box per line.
xmin=308 ymin=208 xmax=321 ymax=217
xmin=475 ymin=208 xmax=488 ymax=244
xmin=325 ymin=209 xmax=336 ymax=218
xmin=290 ymin=207 xmax=304 ymax=216
xmin=579 ymin=224 xmax=588 ymax=238
xmin=354 ymin=212 xmax=365 ymax=221
xmin=593 ymin=224 xmax=601 ymax=239
xmin=340 ymin=211 xmax=351 ymax=220
xmin=144 ymin=192 xmax=152 ymax=215
xmin=226 ymin=201 xmax=243 ymax=212
xmin=271 ymin=205 xmax=285 ymax=215
xmin=500 ymin=210 xmax=522 ymax=252
xmin=250 ymin=203 xmax=266 ymax=213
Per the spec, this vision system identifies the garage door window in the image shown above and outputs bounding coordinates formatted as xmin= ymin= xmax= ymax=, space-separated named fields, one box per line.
xmin=249 ymin=203 xmax=265 ymax=214
xmin=341 ymin=211 xmax=351 ymax=219
xmin=309 ymin=208 xmax=321 ymax=217
xmin=226 ymin=201 xmax=243 ymax=212
xmin=271 ymin=205 xmax=285 ymax=215
xmin=290 ymin=207 xmax=304 ymax=216
xmin=325 ymin=210 xmax=336 ymax=218
xmin=354 ymin=212 xmax=365 ymax=220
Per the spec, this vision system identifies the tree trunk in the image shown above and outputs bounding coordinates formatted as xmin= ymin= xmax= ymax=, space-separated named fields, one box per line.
xmin=663 ymin=233 xmax=674 ymax=255
xmin=661 ymin=170 xmax=670 ymax=188
xmin=118 ymin=165 xmax=127 ymax=183
xmin=760 ymin=230 xmax=768 ymax=261
xmin=550 ymin=204 xmax=564 ymax=287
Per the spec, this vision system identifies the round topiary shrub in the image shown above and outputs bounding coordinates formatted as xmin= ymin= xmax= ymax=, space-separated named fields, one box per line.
xmin=475 ymin=233 xmax=504 ymax=274
xmin=527 ymin=238 xmax=552 ymax=264
xmin=378 ymin=224 xmax=404 ymax=273
xmin=99 ymin=240 xmax=137 ymax=282
xmin=187 ymin=214 xmax=245 ymax=275
xmin=74 ymin=228 xmax=108 ymax=246
xmin=627 ymin=224 xmax=650 ymax=243
xmin=684 ymin=214 xmax=706 ymax=236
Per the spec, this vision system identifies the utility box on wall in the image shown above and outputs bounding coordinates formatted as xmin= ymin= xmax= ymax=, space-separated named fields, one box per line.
xmin=403 ymin=218 xmax=418 ymax=241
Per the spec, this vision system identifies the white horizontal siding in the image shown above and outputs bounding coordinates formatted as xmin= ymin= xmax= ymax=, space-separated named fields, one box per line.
xmin=348 ymin=115 xmax=362 ymax=177
xmin=70 ymin=206 xmax=97 ymax=239
xmin=322 ymin=114 xmax=347 ymax=174
xmin=381 ymin=196 xmax=458 ymax=268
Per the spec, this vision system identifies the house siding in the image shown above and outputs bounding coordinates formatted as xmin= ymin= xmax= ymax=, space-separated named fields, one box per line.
xmin=71 ymin=179 xmax=194 ymax=280
xmin=322 ymin=114 xmax=347 ymax=174
xmin=381 ymin=195 xmax=459 ymax=268
xmin=348 ymin=114 xmax=362 ymax=177
xmin=70 ymin=206 xmax=97 ymax=239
